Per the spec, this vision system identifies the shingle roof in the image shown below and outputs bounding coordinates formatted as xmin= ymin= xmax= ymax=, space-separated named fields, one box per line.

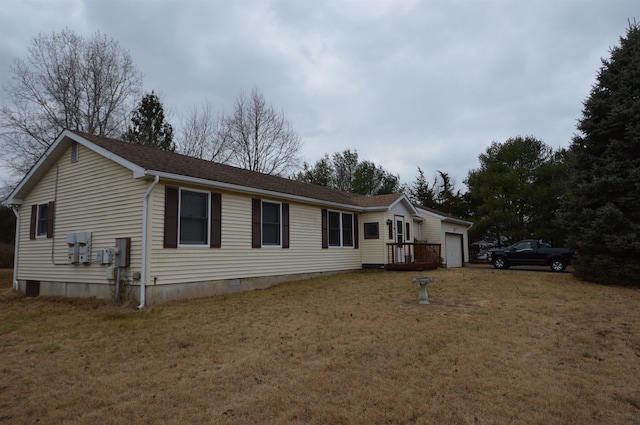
xmin=350 ymin=193 xmax=404 ymax=207
xmin=71 ymin=130 xmax=396 ymax=209
xmin=415 ymin=203 xmax=472 ymax=225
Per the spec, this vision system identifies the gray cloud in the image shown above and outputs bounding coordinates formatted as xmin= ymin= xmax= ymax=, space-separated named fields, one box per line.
xmin=1 ymin=0 xmax=636 ymax=188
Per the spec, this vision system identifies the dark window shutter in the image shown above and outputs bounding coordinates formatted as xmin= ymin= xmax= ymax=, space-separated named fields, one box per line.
xmin=46 ymin=201 xmax=55 ymax=238
xmin=354 ymin=214 xmax=359 ymax=249
xmin=282 ymin=203 xmax=289 ymax=249
xmin=406 ymin=222 xmax=410 ymax=241
xmin=210 ymin=192 xmax=222 ymax=248
xmin=164 ymin=186 xmax=179 ymax=248
xmin=388 ymin=219 xmax=393 ymax=240
xmin=252 ymin=198 xmax=261 ymax=248
xmin=321 ymin=209 xmax=328 ymax=249
xmin=30 ymin=204 xmax=37 ymax=240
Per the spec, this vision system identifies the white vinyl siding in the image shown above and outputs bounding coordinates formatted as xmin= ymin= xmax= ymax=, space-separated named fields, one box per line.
xmin=148 ymin=190 xmax=361 ymax=285
xmin=419 ymin=215 xmax=442 ymax=244
xmin=360 ymin=212 xmax=388 ymax=265
xmin=16 ymin=144 xmax=147 ymax=286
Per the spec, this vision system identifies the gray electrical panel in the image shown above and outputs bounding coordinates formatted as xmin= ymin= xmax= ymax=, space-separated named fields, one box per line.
xmin=66 ymin=231 xmax=92 ymax=264
xmin=115 ymin=238 xmax=131 ymax=268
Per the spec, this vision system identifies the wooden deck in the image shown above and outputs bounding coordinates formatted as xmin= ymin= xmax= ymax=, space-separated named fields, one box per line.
xmin=385 ymin=243 xmax=441 ymax=271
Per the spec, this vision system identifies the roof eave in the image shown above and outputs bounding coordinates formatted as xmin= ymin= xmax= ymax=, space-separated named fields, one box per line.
xmin=416 ymin=206 xmax=472 ymax=227
xmin=443 ymin=217 xmax=473 ymax=227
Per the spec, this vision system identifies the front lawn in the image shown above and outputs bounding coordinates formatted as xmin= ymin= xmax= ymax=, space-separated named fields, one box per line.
xmin=1 ymin=268 xmax=638 ymax=424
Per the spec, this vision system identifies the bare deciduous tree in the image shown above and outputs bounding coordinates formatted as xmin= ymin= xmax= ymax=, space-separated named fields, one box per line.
xmin=177 ymin=100 xmax=231 ymax=162
xmin=221 ymin=86 xmax=302 ymax=176
xmin=0 ymin=28 xmax=143 ymax=176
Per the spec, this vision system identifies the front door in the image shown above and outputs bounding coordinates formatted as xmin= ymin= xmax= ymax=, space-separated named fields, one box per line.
xmin=395 ymin=215 xmax=405 ymax=263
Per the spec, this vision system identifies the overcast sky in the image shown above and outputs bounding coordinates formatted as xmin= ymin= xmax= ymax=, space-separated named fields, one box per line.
xmin=0 ymin=0 xmax=636 ymax=192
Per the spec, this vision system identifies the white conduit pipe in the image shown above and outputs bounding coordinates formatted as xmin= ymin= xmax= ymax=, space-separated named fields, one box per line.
xmin=138 ymin=175 xmax=159 ymax=309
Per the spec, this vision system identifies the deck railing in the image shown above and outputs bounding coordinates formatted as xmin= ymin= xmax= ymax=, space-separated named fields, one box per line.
xmin=385 ymin=242 xmax=441 ymax=270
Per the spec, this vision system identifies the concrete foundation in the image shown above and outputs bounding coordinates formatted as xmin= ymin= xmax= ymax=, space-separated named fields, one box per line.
xmin=17 ymin=269 xmax=357 ymax=306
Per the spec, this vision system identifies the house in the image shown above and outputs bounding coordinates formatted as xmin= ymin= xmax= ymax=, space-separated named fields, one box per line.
xmin=7 ymin=130 xmax=472 ymax=306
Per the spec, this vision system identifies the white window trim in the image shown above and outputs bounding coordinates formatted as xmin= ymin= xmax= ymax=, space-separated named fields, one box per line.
xmin=177 ymin=188 xmax=210 ymax=248
xmin=35 ymin=203 xmax=48 ymax=238
xmin=328 ymin=210 xmax=354 ymax=248
xmin=261 ymin=200 xmax=282 ymax=248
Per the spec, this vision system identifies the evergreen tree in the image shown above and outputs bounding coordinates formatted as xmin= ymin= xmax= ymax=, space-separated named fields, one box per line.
xmin=296 ymin=154 xmax=334 ymax=187
xmin=409 ymin=167 xmax=438 ymax=208
xmin=124 ymin=91 xmax=175 ymax=151
xmin=561 ymin=21 xmax=640 ymax=286
xmin=465 ymin=136 xmax=564 ymax=246
xmin=410 ymin=168 xmax=468 ymax=217
xmin=434 ymin=171 xmax=467 ymax=217
xmin=351 ymin=160 xmax=400 ymax=195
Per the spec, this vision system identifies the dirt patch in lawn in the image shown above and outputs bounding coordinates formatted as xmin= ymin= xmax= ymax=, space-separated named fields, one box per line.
xmin=0 ymin=268 xmax=639 ymax=424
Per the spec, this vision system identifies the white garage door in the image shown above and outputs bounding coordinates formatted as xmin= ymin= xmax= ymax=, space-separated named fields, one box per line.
xmin=445 ymin=233 xmax=463 ymax=268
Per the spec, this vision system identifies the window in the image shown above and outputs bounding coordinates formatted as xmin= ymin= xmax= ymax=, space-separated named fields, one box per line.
xmin=342 ymin=213 xmax=353 ymax=246
xmin=364 ymin=222 xmax=379 ymax=239
xmin=262 ymin=201 xmax=281 ymax=246
xmin=179 ymin=189 xmax=209 ymax=246
xmin=163 ymin=187 xmax=221 ymax=248
xmin=514 ymin=241 xmax=532 ymax=251
xmin=252 ymin=199 xmax=289 ymax=248
xmin=36 ymin=203 xmax=49 ymax=237
xmin=328 ymin=211 xmax=341 ymax=246
xmin=30 ymin=201 xmax=54 ymax=240
xmin=327 ymin=210 xmax=354 ymax=247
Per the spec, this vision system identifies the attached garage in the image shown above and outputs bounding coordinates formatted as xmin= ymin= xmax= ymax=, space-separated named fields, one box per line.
xmin=415 ymin=206 xmax=472 ymax=268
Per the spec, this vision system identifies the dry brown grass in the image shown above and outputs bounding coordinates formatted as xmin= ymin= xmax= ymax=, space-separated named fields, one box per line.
xmin=0 ymin=267 xmax=639 ymax=424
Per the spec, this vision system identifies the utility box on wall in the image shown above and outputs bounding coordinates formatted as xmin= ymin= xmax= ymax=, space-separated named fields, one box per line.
xmin=96 ymin=248 xmax=114 ymax=265
xmin=66 ymin=232 xmax=92 ymax=264
xmin=115 ymin=238 xmax=131 ymax=268
xmin=66 ymin=233 xmax=79 ymax=264
xmin=76 ymin=232 xmax=91 ymax=264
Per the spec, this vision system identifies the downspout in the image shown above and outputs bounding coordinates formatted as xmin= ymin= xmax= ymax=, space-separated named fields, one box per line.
xmin=11 ymin=206 xmax=20 ymax=291
xmin=138 ymin=175 xmax=159 ymax=309
xmin=466 ymin=222 xmax=474 ymax=265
